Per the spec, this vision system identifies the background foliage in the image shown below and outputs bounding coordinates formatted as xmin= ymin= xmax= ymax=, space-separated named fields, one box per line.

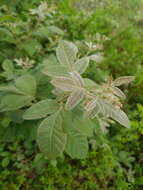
xmin=0 ymin=0 xmax=143 ymax=189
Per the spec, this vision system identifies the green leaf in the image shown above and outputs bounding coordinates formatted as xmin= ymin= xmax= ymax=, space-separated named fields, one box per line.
xmin=62 ymin=111 xmax=93 ymax=137
xmin=23 ymin=99 xmax=59 ymax=120
xmin=62 ymin=111 xmax=89 ymax=159
xmin=15 ymin=75 xmax=36 ymax=96
xmin=34 ymin=26 xmax=63 ymax=39
xmin=9 ymin=110 xmax=24 ymax=124
xmin=0 ymin=28 xmax=15 ymax=43
xmin=74 ymin=116 xmax=93 ymax=137
xmin=56 ymin=40 xmax=78 ymax=69
xmin=2 ymin=157 xmax=10 ymax=167
xmin=0 ymin=94 xmax=33 ymax=111
xmin=65 ymin=128 xmax=88 ymax=159
xmin=33 ymin=26 xmax=50 ymax=39
xmin=2 ymin=59 xmax=14 ymax=80
xmin=0 ymin=86 xmax=22 ymax=94
xmin=37 ymin=112 xmax=67 ymax=159
xmin=42 ymin=65 xmax=69 ymax=77
xmin=22 ymin=40 xmax=41 ymax=57
xmin=2 ymin=59 xmax=14 ymax=72
xmin=42 ymin=54 xmax=58 ymax=66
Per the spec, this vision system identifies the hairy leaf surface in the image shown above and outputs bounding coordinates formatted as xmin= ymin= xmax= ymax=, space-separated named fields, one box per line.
xmin=51 ymin=77 xmax=75 ymax=91
xmin=73 ymin=57 xmax=89 ymax=74
xmin=56 ymin=40 xmax=78 ymax=68
xmin=65 ymin=89 xmax=84 ymax=110
xmin=70 ymin=71 xmax=84 ymax=87
xmin=110 ymin=108 xmax=130 ymax=128
xmin=112 ymin=87 xmax=126 ymax=99
xmin=113 ymin=76 xmax=135 ymax=86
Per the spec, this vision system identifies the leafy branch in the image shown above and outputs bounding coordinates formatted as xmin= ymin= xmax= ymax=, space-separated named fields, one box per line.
xmin=0 ymin=40 xmax=135 ymax=160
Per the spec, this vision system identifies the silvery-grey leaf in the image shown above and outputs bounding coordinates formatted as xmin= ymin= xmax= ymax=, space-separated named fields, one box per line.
xmin=112 ymin=87 xmax=126 ymax=99
xmin=65 ymin=89 xmax=84 ymax=110
xmin=52 ymin=88 xmax=64 ymax=96
xmin=113 ymin=76 xmax=135 ymax=86
xmin=69 ymin=41 xmax=78 ymax=55
xmin=86 ymin=98 xmax=112 ymax=119
xmin=85 ymin=99 xmax=101 ymax=118
xmin=85 ymin=99 xmax=97 ymax=111
xmin=73 ymin=57 xmax=89 ymax=74
xmin=51 ymin=77 xmax=75 ymax=91
xmin=97 ymin=99 xmax=108 ymax=115
xmin=56 ymin=40 xmax=78 ymax=69
xmin=89 ymin=54 xmax=104 ymax=63
xmin=70 ymin=71 xmax=84 ymax=87
xmin=87 ymin=104 xmax=100 ymax=118
xmin=110 ymin=107 xmax=130 ymax=128
xmin=99 ymin=119 xmax=110 ymax=134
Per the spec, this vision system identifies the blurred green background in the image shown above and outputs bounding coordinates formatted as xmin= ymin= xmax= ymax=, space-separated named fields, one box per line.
xmin=0 ymin=0 xmax=143 ymax=189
